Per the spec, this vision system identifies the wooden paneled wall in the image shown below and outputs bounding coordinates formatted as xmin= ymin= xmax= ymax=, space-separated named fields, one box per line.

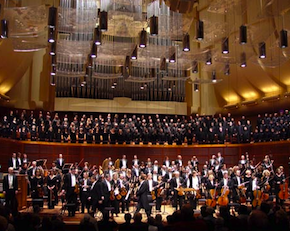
xmin=0 ymin=138 xmax=289 ymax=176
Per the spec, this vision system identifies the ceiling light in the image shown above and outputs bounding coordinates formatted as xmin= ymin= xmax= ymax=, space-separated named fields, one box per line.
xmin=194 ymin=84 xmax=199 ymax=92
xmin=50 ymin=75 xmax=55 ymax=86
xmin=240 ymin=52 xmax=246 ymax=67
xmin=99 ymin=11 xmax=108 ymax=32
xmin=168 ymin=87 xmax=172 ymax=91
xmin=259 ymin=42 xmax=266 ymax=59
xmin=205 ymin=52 xmax=212 ymax=65
xmin=50 ymin=42 xmax=56 ymax=56
xmin=48 ymin=27 xmax=55 ymax=43
xmin=139 ymin=28 xmax=147 ymax=48
xmin=224 ymin=63 xmax=230 ymax=75
xmin=280 ymin=29 xmax=288 ymax=48
xmin=240 ymin=25 xmax=247 ymax=44
xmin=131 ymin=45 xmax=137 ymax=60
xmin=169 ymin=53 xmax=176 ymax=63
xmin=222 ymin=37 xmax=229 ymax=54
xmin=48 ymin=6 xmax=57 ymax=29
xmin=140 ymin=85 xmax=144 ymax=90
xmin=94 ymin=26 xmax=102 ymax=45
xmin=192 ymin=61 xmax=198 ymax=73
xmin=113 ymin=81 xmax=117 ymax=86
xmin=91 ymin=43 xmax=97 ymax=58
xmin=0 ymin=19 xmax=8 ymax=39
xmin=51 ymin=66 xmax=56 ymax=76
xmin=149 ymin=15 xmax=158 ymax=36
xmin=212 ymin=71 xmax=217 ymax=83
xmin=183 ymin=33 xmax=190 ymax=52
xmin=196 ymin=20 xmax=204 ymax=41
xmin=111 ymin=85 xmax=115 ymax=89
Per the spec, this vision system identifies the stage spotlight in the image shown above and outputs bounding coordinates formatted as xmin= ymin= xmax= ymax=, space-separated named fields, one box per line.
xmin=90 ymin=43 xmax=97 ymax=58
xmin=240 ymin=52 xmax=247 ymax=68
xmin=194 ymin=84 xmax=199 ymax=92
xmin=196 ymin=20 xmax=204 ymax=41
xmin=280 ymin=29 xmax=288 ymax=48
xmin=183 ymin=33 xmax=190 ymax=52
xmin=259 ymin=42 xmax=266 ymax=59
xmin=94 ymin=26 xmax=102 ymax=45
xmin=139 ymin=28 xmax=147 ymax=48
xmin=169 ymin=53 xmax=176 ymax=63
xmin=212 ymin=71 xmax=217 ymax=83
xmin=222 ymin=37 xmax=229 ymax=54
xmin=240 ymin=25 xmax=247 ymax=44
xmin=48 ymin=6 xmax=57 ymax=29
xmin=48 ymin=27 xmax=55 ymax=43
xmin=99 ymin=11 xmax=108 ymax=32
xmin=131 ymin=45 xmax=138 ymax=60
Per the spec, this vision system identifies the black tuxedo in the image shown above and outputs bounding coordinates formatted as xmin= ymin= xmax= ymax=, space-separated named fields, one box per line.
xmin=80 ymin=178 xmax=91 ymax=213
xmin=119 ymin=159 xmax=128 ymax=169
xmin=206 ymin=179 xmax=216 ymax=190
xmin=132 ymin=159 xmax=139 ymax=167
xmin=56 ymin=158 xmax=65 ymax=169
xmin=90 ymin=180 xmax=103 ymax=212
xmin=63 ymin=173 xmax=78 ymax=216
xmin=8 ymin=158 xmax=19 ymax=169
xmin=170 ymin=177 xmax=184 ymax=210
xmin=3 ymin=174 xmax=18 ymax=215
xmin=135 ymin=180 xmax=150 ymax=217
xmin=163 ymin=160 xmax=171 ymax=168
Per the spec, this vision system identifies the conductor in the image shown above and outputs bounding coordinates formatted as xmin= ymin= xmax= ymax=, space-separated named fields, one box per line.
xmin=135 ymin=174 xmax=150 ymax=217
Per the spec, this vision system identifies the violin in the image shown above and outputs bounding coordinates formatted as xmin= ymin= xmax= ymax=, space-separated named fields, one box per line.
xmin=278 ymin=181 xmax=288 ymax=200
xmin=120 ymin=187 xmax=127 ymax=196
xmin=151 ymin=190 xmax=156 ymax=200
xmin=74 ymin=183 xmax=80 ymax=194
xmin=110 ymin=190 xmax=115 ymax=200
xmin=217 ymin=186 xmax=230 ymax=206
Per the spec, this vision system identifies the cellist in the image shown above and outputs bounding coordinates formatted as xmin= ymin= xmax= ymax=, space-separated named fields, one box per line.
xmin=231 ymin=169 xmax=244 ymax=203
xmin=274 ymin=167 xmax=285 ymax=205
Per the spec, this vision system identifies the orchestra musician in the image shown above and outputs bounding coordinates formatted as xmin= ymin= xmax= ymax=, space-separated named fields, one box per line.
xmin=132 ymin=155 xmax=139 ymax=167
xmin=111 ymin=173 xmax=121 ymax=216
xmin=8 ymin=153 xmax=19 ymax=170
xmin=3 ymin=167 xmax=18 ymax=215
xmin=156 ymin=175 xmax=164 ymax=212
xmin=119 ymin=174 xmax=129 ymax=213
xmin=31 ymin=169 xmax=44 ymax=208
xmin=274 ymin=167 xmax=285 ymax=205
xmin=46 ymin=169 xmax=57 ymax=209
xmin=56 ymin=154 xmax=65 ymax=170
xmin=170 ymin=171 xmax=184 ymax=210
xmin=62 ymin=168 xmax=78 ymax=217
xmin=80 ymin=172 xmax=91 ymax=213
xmin=186 ymin=170 xmax=200 ymax=209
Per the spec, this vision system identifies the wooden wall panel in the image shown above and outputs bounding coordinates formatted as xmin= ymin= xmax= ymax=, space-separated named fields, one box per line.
xmin=0 ymin=138 xmax=289 ymax=177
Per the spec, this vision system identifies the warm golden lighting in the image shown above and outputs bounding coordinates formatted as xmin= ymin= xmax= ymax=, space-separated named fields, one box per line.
xmin=261 ymin=86 xmax=279 ymax=93
xmin=224 ymin=94 xmax=240 ymax=103
xmin=242 ymin=91 xmax=257 ymax=100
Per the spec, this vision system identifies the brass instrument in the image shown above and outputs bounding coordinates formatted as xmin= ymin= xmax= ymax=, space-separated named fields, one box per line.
xmin=114 ymin=159 xmax=120 ymax=170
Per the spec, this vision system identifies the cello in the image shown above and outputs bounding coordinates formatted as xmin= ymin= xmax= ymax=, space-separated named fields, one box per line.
xmin=206 ymin=186 xmax=218 ymax=207
xmin=217 ymin=185 xmax=230 ymax=206
xmin=252 ymin=188 xmax=262 ymax=207
xmin=278 ymin=180 xmax=289 ymax=200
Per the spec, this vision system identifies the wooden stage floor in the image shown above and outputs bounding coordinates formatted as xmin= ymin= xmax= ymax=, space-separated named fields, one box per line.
xmin=20 ymin=203 xmax=200 ymax=224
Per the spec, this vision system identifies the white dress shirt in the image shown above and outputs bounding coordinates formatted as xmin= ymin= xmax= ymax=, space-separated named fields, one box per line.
xmin=71 ymin=174 xmax=76 ymax=187
xmin=192 ymin=177 xmax=199 ymax=190
xmin=148 ymin=179 xmax=153 ymax=191
xmin=8 ymin=174 xmax=13 ymax=189
xmin=83 ymin=179 xmax=88 ymax=191
xmin=12 ymin=158 xmax=17 ymax=169
xmin=165 ymin=160 xmax=170 ymax=168
xmin=106 ymin=180 xmax=111 ymax=191
xmin=252 ymin=178 xmax=257 ymax=191
xmin=122 ymin=159 xmax=127 ymax=168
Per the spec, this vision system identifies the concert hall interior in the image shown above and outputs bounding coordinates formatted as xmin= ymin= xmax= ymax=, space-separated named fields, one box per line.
xmin=1 ymin=1 xmax=290 ymax=231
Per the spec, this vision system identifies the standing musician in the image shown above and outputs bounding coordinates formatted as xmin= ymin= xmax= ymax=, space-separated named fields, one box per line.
xmin=102 ymin=174 xmax=113 ymax=216
xmin=89 ymin=176 xmax=103 ymax=214
xmin=260 ymin=170 xmax=273 ymax=198
xmin=147 ymin=173 xmax=158 ymax=214
xmin=231 ymin=169 xmax=244 ymax=203
xmin=8 ymin=153 xmax=19 ymax=170
xmin=120 ymin=155 xmax=128 ymax=169
xmin=119 ymin=174 xmax=129 ymax=213
xmin=30 ymin=169 xmax=44 ymax=208
xmin=56 ymin=154 xmax=65 ymax=170
xmin=62 ymin=168 xmax=78 ymax=217
xmin=46 ymin=169 xmax=57 ymax=209
xmin=156 ymin=175 xmax=164 ymax=212
xmin=170 ymin=171 xmax=184 ymax=210
xmin=135 ymin=174 xmax=151 ymax=217
xmin=132 ymin=155 xmax=139 ymax=167
xmin=80 ymin=172 xmax=91 ymax=213
xmin=274 ymin=167 xmax=285 ymax=206
xmin=111 ymin=173 xmax=121 ymax=217
xmin=3 ymin=167 xmax=18 ymax=215
xmin=186 ymin=170 xmax=200 ymax=209
xmin=191 ymin=156 xmax=199 ymax=171
xmin=249 ymin=174 xmax=260 ymax=207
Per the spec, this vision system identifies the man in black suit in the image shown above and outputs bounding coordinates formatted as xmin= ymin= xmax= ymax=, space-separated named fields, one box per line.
xmin=231 ymin=169 xmax=244 ymax=202
xmin=3 ymin=167 xmax=18 ymax=215
xmin=217 ymin=152 xmax=224 ymax=165
xmin=170 ymin=171 xmax=184 ymax=210
xmin=135 ymin=174 xmax=150 ymax=217
xmin=56 ymin=153 xmax=65 ymax=169
xmin=80 ymin=172 xmax=91 ymax=213
xmin=8 ymin=153 xmax=18 ymax=170
xmin=120 ymin=155 xmax=128 ymax=169
xmin=102 ymin=174 xmax=112 ymax=215
xmin=132 ymin=155 xmax=139 ymax=167
xmin=62 ymin=168 xmax=78 ymax=216
xmin=88 ymin=176 xmax=103 ymax=213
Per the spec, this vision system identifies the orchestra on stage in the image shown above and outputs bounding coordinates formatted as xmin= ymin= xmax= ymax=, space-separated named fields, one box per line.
xmin=6 ymin=152 xmax=289 ymax=217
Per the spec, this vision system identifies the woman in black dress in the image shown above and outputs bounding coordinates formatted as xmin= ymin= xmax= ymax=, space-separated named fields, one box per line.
xmin=31 ymin=169 xmax=44 ymax=208
xmin=46 ymin=169 xmax=57 ymax=209
xmin=70 ymin=127 xmax=77 ymax=143
xmin=86 ymin=128 xmax=94 ymax=144
xmin=78 ymin=128 xmax=85 ymax=144
xmin=62 ymin=128 xmax=69 ymax=143
xmin=274 ymin=167 xmax=285 ymax=206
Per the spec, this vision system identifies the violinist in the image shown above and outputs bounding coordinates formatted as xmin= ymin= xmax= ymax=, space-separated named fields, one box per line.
xmin=244 ymin=170 xmax=252 ymax=198
xmin=62 ymin=168 xmax=78 ymax=217
xmin=31 ymin=169 xmax=44 ymax=208
xmin=46 ymin=169 xmax=57 ymax=209
xmin=156 ymin=175 xmax=164 ymax=212
xmin=147 ymin=173 xmax=158 ymax=205
xmin=119 ymin=175 xmax=129 ymax=213
xmin=218 ymin=172 xmax=231 ymax=202
xmin=186 ymin=170 xmax=200 ymax=209
xmin=249 ymin=174 xmax=261 ymax=207
xmin=170 ymin=171 xmax=184 ymax=210
xmin=80 ymin=172 xmax=91 ymax=213
xmin=274 ymin=167 xmax=285 ymax=205
xmin=111 ymin=173 xmax=121 ymax=217
xmin=231 ymin=170 xmax=245 ymax=203
xmin=261 ymin=170 xmax=273 ymax=197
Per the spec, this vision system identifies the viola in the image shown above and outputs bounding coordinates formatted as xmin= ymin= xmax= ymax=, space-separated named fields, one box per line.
xmin=74 ymin=183 xmax=80 ymax=194
xmin=110 ymin=190 xmax=115 ymax=200
xmin=278 ymin=182 xmax=288 ymax=200
xmin=151 ymin=190 xmax=156 ymax=200
xmin=120 ymin=187 xmax=127 ymax=196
